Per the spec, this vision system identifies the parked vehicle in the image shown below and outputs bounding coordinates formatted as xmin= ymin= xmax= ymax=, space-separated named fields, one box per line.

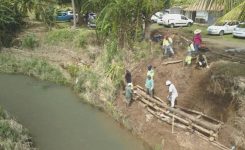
xmin=87 ymin=13 xmax=96 ymax=28
xmin=157 ymin=14 xmax=193 ymax=28
xmin=151 ymin=12 xmax=164 ymax=23
xmin=233 ymin=22 xmax=245 ymax=38
xmin=56 ymin=11 xmax=73 ymax=22
xmin=207 ymin=21 xmax=239 ymax=36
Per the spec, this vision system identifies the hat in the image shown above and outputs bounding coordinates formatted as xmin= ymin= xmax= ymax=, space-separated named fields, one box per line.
xmin=166 ymin=80 xmax=171 ymax=86
xmin=194 ymin=29 xmax=202 ymax=34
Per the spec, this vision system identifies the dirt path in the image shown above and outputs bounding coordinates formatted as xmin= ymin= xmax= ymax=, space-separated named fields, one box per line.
xmin=203 ymin=37 xmax=245 ymax=49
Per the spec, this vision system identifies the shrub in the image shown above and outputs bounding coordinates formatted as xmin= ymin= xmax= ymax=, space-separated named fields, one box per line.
xmin=22 ymin=34 xmax=39 ymax=50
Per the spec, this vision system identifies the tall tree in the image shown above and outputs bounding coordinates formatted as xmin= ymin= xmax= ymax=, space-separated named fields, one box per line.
xmin=86 ymin=0 xmax=163 ymax=48
xmin=71 ymin=0 xmax=76 ymax=27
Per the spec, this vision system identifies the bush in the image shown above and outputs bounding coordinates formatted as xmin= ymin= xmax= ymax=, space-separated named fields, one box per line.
xmin=22 ymin=34 xmax=39 ymax=50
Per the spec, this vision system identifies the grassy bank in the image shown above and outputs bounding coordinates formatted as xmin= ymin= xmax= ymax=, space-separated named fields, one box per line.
xmin=0 ymin=107 xmax=34 ymax=150
xmin=0 ymin=53 xmax=67 ymax=85
xmin=208 ymin=61 xmax=245 ymax=149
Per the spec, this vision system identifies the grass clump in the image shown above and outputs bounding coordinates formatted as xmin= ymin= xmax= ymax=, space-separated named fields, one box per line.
xmin=0 ymin=107 xmax=33 ymax=150
xmin=45 ymin=29 xmax=75 ymax=44
xmin=22 ymin=33 xmax=39 ymax=50
xmin=0 ymin=53 xmax=67 ymax=84
xmin=73 ymin=29 xmax=96 ymax=48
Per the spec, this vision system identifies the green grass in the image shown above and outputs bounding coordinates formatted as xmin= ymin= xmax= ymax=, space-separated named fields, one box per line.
xmin=0 ymin=54 xmax=67 ymax=84
xmin=0 ymin=107 xmax=33 ymax=150
xmin=211 ymin=61 xmax=245 ymax=77
xmin=45 ymin=28 xmax=97 ymax=48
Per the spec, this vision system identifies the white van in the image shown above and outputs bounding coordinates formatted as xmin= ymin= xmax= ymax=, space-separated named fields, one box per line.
xmin=157 ymin=14 xmax=193 ymax=28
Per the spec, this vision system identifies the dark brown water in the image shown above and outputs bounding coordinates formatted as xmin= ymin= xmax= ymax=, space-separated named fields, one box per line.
xmin=0 ymin=74 xmax=148 ymax=150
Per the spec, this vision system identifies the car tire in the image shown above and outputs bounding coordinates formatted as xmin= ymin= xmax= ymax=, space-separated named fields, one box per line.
xmin=219 ymin=30 xmax=224 ymax=36
xmin=187 ymin=22 xmax=191 ymax=27
xmin=170 ymin=24 xmax=174 ymax=28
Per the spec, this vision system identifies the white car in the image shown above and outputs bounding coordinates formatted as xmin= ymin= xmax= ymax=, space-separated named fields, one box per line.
xmin=233 ymin=22 xmax=245 ymax=38
xmin=157 ymin=14 xmax=193 ymax=28
xmin=151 ymin=12 xmax=164 ymax=22
xmin=207 ymin=21 xmax=239 ymax=36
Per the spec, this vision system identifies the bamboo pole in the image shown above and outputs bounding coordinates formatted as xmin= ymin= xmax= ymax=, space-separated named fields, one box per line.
xmin=172 ymin=115 xmax=175 ymax=133
xmin=136 ymin=88 xmax=221 ymax=131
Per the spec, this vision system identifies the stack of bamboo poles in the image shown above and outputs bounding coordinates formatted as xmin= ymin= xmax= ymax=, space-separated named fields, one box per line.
xmin=134 ymin=85 xmax=230 ymax=150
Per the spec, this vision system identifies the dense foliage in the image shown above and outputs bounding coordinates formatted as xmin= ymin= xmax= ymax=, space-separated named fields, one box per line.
xmin=0 ymin=0 xmax=24 ymax=47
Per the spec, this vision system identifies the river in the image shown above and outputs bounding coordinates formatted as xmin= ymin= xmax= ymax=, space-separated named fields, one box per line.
xmin=0 ymin=74 xmax=148 ymax=150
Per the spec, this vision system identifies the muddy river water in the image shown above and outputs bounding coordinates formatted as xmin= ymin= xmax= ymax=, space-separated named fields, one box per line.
xmin=0 ymin=74 xmax=148 ymax=150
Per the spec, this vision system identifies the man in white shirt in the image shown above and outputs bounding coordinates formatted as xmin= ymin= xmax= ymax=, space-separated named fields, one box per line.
xmin=166 ymin=80 xmax=178 ymax=108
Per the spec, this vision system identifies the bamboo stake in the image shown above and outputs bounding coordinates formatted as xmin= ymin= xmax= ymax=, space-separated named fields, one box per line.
xmin=172 ymin=115 xmax=175 ymax=133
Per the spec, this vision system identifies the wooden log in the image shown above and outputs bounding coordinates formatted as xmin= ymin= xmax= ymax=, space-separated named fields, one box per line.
xmin=136 ymin=88 xmax=221 ymax=131
xmin=147 ymin=107 xmax=187 ymax=130
xmin=152 ymin=103 xmax=216 ymax=136
xmin=193 ymin=131 xmax=230 ymax=150
xmin=162 ymin=60 xmax=183 ymax=65
xmin=176 ymin=105 xmax=223 ymax=125
xmin=139 ymin=96 xmax=216 ymax=136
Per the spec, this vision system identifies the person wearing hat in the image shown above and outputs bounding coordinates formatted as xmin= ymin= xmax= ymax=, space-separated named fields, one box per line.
xmin=147 ymin=65 xmax=154 ymax=79
xmin=162 ymin=35 xmax=174 ymax=57
xmin=193 ymin=29 xmax=202 ymax=53
xmin=145 ymin=75 xmax=154 ymax=97
xmin=166 ymin=80 xmax=178 ymax=108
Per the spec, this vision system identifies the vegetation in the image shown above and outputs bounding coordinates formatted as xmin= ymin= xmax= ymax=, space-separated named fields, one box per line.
xmin=208 ymin=61 xmax=245 ymax=149
xmin=0 ymin=0 xmax=24 ymax=47
xmin=0 ymin=107 xmax=33 ymax=150
xmin=22 ymin=33 xmax=39 ymax=50
xmin=45 ymin=28 xmax=96 ymax=48
xmin=0 ymin=53 xmax=67 ymax=84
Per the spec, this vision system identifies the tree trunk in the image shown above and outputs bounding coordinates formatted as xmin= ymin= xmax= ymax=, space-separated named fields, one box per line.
xmin=71 ymin=0 xmax=76 ymax=28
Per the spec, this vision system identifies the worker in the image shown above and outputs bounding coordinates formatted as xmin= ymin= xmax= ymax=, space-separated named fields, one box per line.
xmin=166 ymin=80 xmax=178 ymax=108
xmin=124 ymin=69 xmax=133 ymax=89
xmin=187 ymin=41 xmax=195 ymax=54
xmin=193 ymin=29 xmax=202 ymax=53
xmin=145 ymin=75 xmax=154 ymax=97
xmin=147 ymin=65 xmax=154 ymax=79
xmin=196 ymin=53 xmax=209 ymax=68
xmin=184 ymin=52 xmax=192 ymax=66
xmin=125 ymin=83 xmax=133 ymax=107
xmin=162 ymin=35 xmax=174 ymax=57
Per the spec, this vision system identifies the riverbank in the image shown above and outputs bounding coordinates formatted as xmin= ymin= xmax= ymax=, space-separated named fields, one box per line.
xmin=1 ymin=21 xmax=244 ymax=149
xmin=0 ymin=107 xmax=34 ymax=149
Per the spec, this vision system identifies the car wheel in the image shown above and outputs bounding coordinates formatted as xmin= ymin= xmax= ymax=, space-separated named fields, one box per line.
xmin=187 ymin=22 xmax=191 ymax=27
xmin=219 ymin=30 xmax=224 ymax=36
xmin=170 ymin=24 xmax=174 ymax=28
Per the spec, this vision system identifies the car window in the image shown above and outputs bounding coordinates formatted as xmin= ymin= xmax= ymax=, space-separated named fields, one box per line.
xmin=227 ymin=22 xmax=233 ymax=26
xmin=238 ymin=24 xmax=245 ymax=28
xmin=181 ymin=16 xmax=187 ymax=20
xmin=215 ymin=22 xmax=227 ymax=26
